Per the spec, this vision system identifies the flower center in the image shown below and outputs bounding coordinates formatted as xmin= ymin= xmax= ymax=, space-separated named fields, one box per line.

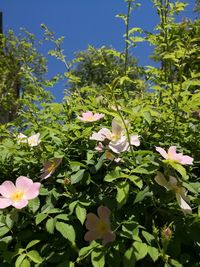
xmin=111 ymin=133 xmax=121 ymax=142
xmin=97 ymin=220 xmax=109 ymax=235
xmin=11 ymin=191 xmax=24 ymax=202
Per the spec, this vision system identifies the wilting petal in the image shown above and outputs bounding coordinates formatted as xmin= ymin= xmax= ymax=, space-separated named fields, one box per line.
xmin=169 ymin=176 xmax=178 ymax=186
xmin=0 ymin=197 xmax=13 ymax=208
xmin=102 ymin=231 xmax=116 ymax=246
xmin=85 ymin=213 xmax=99 ymax=230
xmin=84 ymin=229 xmax=100 ymax=241
xmin=155 ymin=147 xmax=168 ymax=159
xmin=155 ymin=172 xmax=173 ymax=191
xmin=24 ymin=183 xmax=41 ymax=199
xmin=175 ymin=193 xmax=192 ymax=214
xmin=0 ymin=181 xmax=15 ymax=197
xmin=95 ymin=142 xmax=104 ymax=152
xmin=97 ymin=206 xmax=110 ymax=221
xmin=12 ymin=199 xmax=29 ymax=209
xmin=130 ymin=135 xmax=140 ymax=146
xmin=16 ymin=176 xmax=33 ymax=192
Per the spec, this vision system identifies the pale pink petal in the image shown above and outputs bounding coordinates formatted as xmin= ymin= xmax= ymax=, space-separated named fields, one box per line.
xmin=130 ymin=135 xmax=140 ymax=146
xmin=12 ymin=199 xmax=28 ymax=209
xmin=0 ymin=181 xmax=16 ymax=197
xmin=112 ymin=120 xmax=123 ymax=136
xmin=16 ymin=176 xmax=33 ymax=192
xmin=109 ymin=137 xmax=129 ymax=153
xmin=179 ymin=155 xmax=193 ymax=165
xmin=155 ymin=147 xmax=168 ymax=159
xmin=24 ymin=183 xmax=41 ymax=199
xmin=85 ymin=213 xmax=99 ymax=230
xmin=97 ymin=206 xmax=111 ymax=221
xmin=168 ymin=146 xmax=177 ymax=155
xmin=175 ymin=193 xmax=192 ymax=214
xmin=95 ymin=142 xmax=104 ymax=152
xmin=90 ymin=128 xmax=111 ymax=141
xmin=102 ymin=231 xmax=116 ymax=246
xmin=155 ymin=172 xmax=173 ymax=191
xmin=93 ymin=113 xmax=104 ymax=120
xmin=84 ymin=229 xmax=100 ymax=241
xmin=0 ymin=197 xmax=13 ymax=208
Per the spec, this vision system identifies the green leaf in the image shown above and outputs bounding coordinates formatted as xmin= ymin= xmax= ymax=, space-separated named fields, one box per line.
xmin=123 ymin=247 xmax=136 ymax=267
xmin=147 ymin=246 xmax=159 ymax=262
xmin=70 ymin=169 xmax=85 ymax=184
xmin=15 ymin=254 xmax=26 ymax=267
xmin=20 ymin=258 xmax=30 ymax=267
xmin=116 ymin=181 xmax=129 ymax=208
xmin=128 ymin=175 xmax=143 ymax=189
xmin=0 ymin=226 xmax=10 ymax=237
xmin=75 ymin=205 xmax=86 ymax=225
xmin=133 ymin=241 xmax=148 ymax=260
xmin=27 ymin=250 xmax=43 ymax=263
xmin=56 ymin=221 xmax=76 ymax=243
xmin=142 ymin=231 xmax=155 ymax=245
xmin=134 ymin=186 xmax=152 ymax=204
xmin=166 ymin=161 xmax=188 ymax=179
xmin=28 ymin=197 xmax=40 ymax=213
xmin=91 ymin=250 xmax=105 ymax=267
xmin=46 ymin=218 xmax=55 ymax=234
xmin=26 ymin=240 xmax=40 ymax=249
xmin=104 ymin=167 xmax=122 ymax=182
xmin=35 ymin=213 xmax=48 ymax=225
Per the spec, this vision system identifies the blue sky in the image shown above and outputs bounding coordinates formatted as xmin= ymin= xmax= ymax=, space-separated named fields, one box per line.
xmin=0 ymin=0 xmax=196 ymax=101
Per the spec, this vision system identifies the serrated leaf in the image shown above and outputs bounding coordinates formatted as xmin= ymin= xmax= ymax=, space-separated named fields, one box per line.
xmin=26 ymin=240 xmax=40 ymax=249
xmin=20 ymin=258 xmax=30 ymax=267
xmin=75 ymin=205 xmax=86 ymax=225
xmin=134 ymin=186 xmax=152 ymax=204
xmin=134 ymin=241 xmax=148 ymax=260
xmin=15 ymin=254 xmax=26 ymax=267
xmin=70 ymin=169 xmax=85 ymax=184
xmin=27 ymin=250 xmax=43 ymax=263
xmin=91 ymin=250 xmax=105 ymax=267
xmin=104 ymin=168 xmax=122 ymax=182
xmin=35 ymin=213 xmax=48 ymax=225
xmin=116 ymin=181 xmax=129 ymax=208
xmin=147 ymin=246 xmax=159 ymax=262
xmin=46 ymin=218 xmax=55 ymax=234
xmin=28 ymin=197 xmax=40 ymax=213
xmin=56 ymin=221 xmax=76 ymax=243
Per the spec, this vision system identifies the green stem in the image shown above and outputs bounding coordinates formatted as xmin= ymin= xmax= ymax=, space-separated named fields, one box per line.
xmin=124 ymin=0 xmax=132 ymax=75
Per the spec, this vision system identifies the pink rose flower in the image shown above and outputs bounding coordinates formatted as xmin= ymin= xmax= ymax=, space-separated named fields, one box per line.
xmin=156 ymin=146 xmax=193 ymax=165
xmin=84 ymin=206 xmax=116 ymax=246
xmin=78 ymin=111 xmax=104 ymax=122
xmin=0 ymin=176 xmax=41 ymax=209
xmin=40 ymin=158 xmax=62 ymax=180
xmin=90 ymin=119 xmax=140 ymax=154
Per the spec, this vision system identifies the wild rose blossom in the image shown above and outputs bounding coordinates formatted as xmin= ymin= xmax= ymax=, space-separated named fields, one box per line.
xmin=0 ymin=176 xmax=41 ymax=209
xmin=40 ymin=158 xmax=62 ymax=180
xmin=155 ymin=172 xmax=192 ymax=214
xmin=90 ymin=119 xmax=140 ymax=154
xmin=155 ymin=146 xmax=193 ymax=165
xmin=78 ymin=111 xmax=104 ymax=122
xmin=17 ymin=133 xmax=41 ymax=147
xmin=84 ymin=206 xmax=116 ymax=246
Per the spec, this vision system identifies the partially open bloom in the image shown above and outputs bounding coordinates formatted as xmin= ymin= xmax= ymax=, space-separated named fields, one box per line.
xmin=17 ymin=133 xmax=41 ymax=147
xmin=156 ymin=146 xmax=193 ymax=165
xmin=0 ymin=176 xmax=41 ymax=209
xmin=78 ymin=111 xmax=104 ymax=122
xmin=84 ymin=206 xmax=116 ymax=246
xmin=40 ymin=158 xmax=62 ymax=180
xmin=90 ymin=119 xmax=140 ymax=154
xmin=155 ymin=172 xmax=192 ymax=214
xmin=27 ymin=133 xmax=41 ymax=147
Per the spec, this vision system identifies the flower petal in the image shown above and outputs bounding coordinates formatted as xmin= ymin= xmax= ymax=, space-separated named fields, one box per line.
xmin=109 ymin=137 xmax=129 ymax=153
xmin=16 ymin=176 xmax=33 ymax=192
xmin=0 ymin=197 xmax=13 ymax=208
xmin=112 ymin=119 xmax=123 ymax=136
xmin=24 ymin=183 xmax=41 ymax=199
xmin=84 ymin=229 xmax=100 ymax=242
xmin=168 ymin=146 xmax=177 ymax=155
xmin=12 ymin=199 xmax=28 ymax=209
xmin=0 ymin=181 xmax=16 ymax=197
xmin=97 ymin=206 xmax=110 ymax=221
xmin=102 ymin=231 xmax=116 ymax=246
xmin=130 ymin=135 xmax=140 ymax=146
xmin=85 ymin=213 xmax=99 ymax=230
xmin=175 ymin=193 xmax=192 ymax=215
xmin=155 ymin=147 xmax=168 ymax=159
xmin=179 ymin=155 xmax=193 ymax=165
xmin=90 ymin=128 xmax=111 ymax=141
xmin=155 ymin=172 xmax=172 ymax=191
